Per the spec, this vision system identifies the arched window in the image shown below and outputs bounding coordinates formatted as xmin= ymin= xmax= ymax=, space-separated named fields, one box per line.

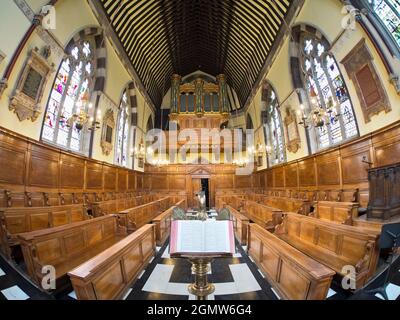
xmin=115 ymin=90 xmax=130 ymax=167
xmin=368 ymin=0 xmax=400 ymax=48
xmin=41 ymin=37 xmax=96 ymax=154
xmin=263 ymin=86 xmax=286 ymax=165
xmin=298 ymin=30 xmax=358 ymax=150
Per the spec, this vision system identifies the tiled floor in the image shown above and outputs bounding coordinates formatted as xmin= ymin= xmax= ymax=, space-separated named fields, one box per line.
xmin=127 ymin=242 xmax=277 ymax=300
xmin=1 ymin=241 xmax=400 ymax=301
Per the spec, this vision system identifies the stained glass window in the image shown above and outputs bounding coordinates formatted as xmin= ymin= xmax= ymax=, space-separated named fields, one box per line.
xmin=115 ymin=91 xmax=130 ymax=167
xmin=299 ymin=32 xmax=358 ymax=150
xmin=369 ymin=0 xmax=400 ymax=48
xmin=41 ymin=39 xmax=95 ymax=154
xmin=264 ymin=89 xmax=286 ymax=166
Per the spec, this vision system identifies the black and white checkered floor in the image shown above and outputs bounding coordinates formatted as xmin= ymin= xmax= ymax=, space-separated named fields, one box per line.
xmin=1 ymin=241 xmax=400 ymax=300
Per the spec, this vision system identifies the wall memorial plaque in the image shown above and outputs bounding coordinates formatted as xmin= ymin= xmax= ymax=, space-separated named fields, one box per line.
xmin=101 ymin=108 xmax=115 ymax=156
xmin=9 ymin=47 xmax=54 ymax=122
xmin=341 ymin=39 xmax=391 ymax=123
xmin=282 ymin=91 xmax=301 ymax=154
xmin=21 ymin=68 xmax=43 ymax=100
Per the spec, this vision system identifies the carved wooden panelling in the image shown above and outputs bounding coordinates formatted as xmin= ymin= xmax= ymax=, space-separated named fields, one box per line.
xmin=253 ymin=173 xmax=261 ymax=188
xmin=117 ymin=170 xmax=127 ymax=192
xmin=260 ymin=172 xmax=266 ymax=188
xmin=341 ymin=153 xmax=369 ymax=185
xmin=274 ymin=167 xmax=284 ymax=188
xmin=340 ymin=139 xmax=370 ymax=185
xmin=86 ymin=162 xmax=103 ymax=190
xmin=103 ymin=166 xmax=116 ymax=191
xmin=372 ymin=125 xmax=400 ymax=167
xmin=0 ymin=144 xmax=26 ymax=186
xmin=284 ymin=164 xmax=298 ymax=188
xmin=143 ymin=175 xmax=151 ymax=190
xmin=235 ymin=175 xmax=252 ymax=189
xmin=316 ymin=152 xmax=340 ymax=186
xmin=214 ymin=175 xmax=234 ymax=189
xmin=60 ymin=154 xmax=84 ymax=189
xmin=136 ymin=174 xmax=143 ymax=189
xmin=128 ymin=173 xmax=136 ymax=190
xmin=169 ymin=175 xmax=186 ymax=190
xmin=28 ymin=145 xmax=59 ymax=188
xmin=298 ymin=159 xmax=316 ymax=187
xmin=266 ymin=170 xmax=273 ymax=188
xmin=152 ymin=175 xmax=168 ymax=190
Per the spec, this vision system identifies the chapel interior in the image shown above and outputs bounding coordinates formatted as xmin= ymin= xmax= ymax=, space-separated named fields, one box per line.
xmin=0 ymin=0 xmax=399 ymax=301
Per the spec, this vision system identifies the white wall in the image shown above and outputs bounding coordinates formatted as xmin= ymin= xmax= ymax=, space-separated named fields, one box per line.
xmin=244 ymin=0 xmax=400 ymax=170
xmin=0 ymin=0 xmax=153 ymax=170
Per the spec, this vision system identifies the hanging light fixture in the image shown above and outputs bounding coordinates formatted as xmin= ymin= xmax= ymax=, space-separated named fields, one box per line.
xmin=297 ymin=96 xmax=341 ymax=130
xmin=65 ymin=101 xmax=101 ymax=132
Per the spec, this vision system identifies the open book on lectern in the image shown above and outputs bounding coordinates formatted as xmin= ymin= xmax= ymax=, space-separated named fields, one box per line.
xmin=170 ymin=220 xmax=236 ymax=257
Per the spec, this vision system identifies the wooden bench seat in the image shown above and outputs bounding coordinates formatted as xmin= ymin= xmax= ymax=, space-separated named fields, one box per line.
xmin=18 ymin=215 xmax=127 ymax=286
xmin=254 ymin=195 xmax=311 ymax=215
xmin=152 ymin=200 xmax=186 ymax=246
xmin=242 ymin=200 xmax=283 ymax=232
xmin=216 ymin=195 xmax=244 ymax=210
xmin=0 ymin=204 xmax=90 ymax=259
xmin=68 ymin=224 xmax=156 ymax=300
xmin=248 ymin=223 xmax=335 ymax=300
xmin=118 ymin=197 xmax=171 ymax=232
xmin=275 ymin=213 xmax=380 ymax=289
xmin=225 ymin=205 xmax=249 ymax=245
xmin=311 ymin=201 xmax=360 ymax=225
xmin=91 ymin=195 xmax=159 ymax=217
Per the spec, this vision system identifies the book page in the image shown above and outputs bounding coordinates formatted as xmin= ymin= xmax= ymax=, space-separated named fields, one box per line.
xmin=204 ymin=221 xmax=233 ymax=253
xmin=175 ymin=221 xmax=204 ymax=253
xmin=171 ymin=220 xmax=234 ymax=255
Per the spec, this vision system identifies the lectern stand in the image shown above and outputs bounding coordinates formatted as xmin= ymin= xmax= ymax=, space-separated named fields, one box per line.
xmin=366 ymin=223 xmax=400 ymax=300
xmin=188 ymin=257 xmax=214 ymax=299
xmin=171 ymin=253 xmax=233 ymax=300
xmin=169 ymin=220 xmax=235 ymax=300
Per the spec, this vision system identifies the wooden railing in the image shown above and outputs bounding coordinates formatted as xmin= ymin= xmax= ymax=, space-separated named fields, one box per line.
xmin=18 ymin=215 xmax=127 ymax=286
xmin=225 ymin=205 xmax=249 ymax=245
xmin=275 ymin=213 xmax=380 ymax=289
xmin=152 ymin=199 xmax=186 ymax=246
xmin=0 ymin=204 xmax=90 ymax=259
xmin=248 ymin=223 xmax=335 ymax=300
xmin=117 ymin=197 xmax=172 ymax=232
xmin=68 ymin=224 xmax=156 ymax=300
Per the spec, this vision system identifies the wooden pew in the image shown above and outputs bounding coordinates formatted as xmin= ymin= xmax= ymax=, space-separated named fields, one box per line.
xmin=68 ymin=224 xmax=155 ymax=300
xmin=0 ymin=204 xmax=90 ymax=259
xmin=248 ymin=223 xmax=335 ymax=300
xmin=216 ymin=194 xmax=244 ymax=210
xmin=152 ymin=200 xmax=186 ymax=246
xmin=117 ymin=197 xmax=171 ymax=232
xmin=91 ymin=195 xmax=158 ymax=217
xmin=258 ymin=195 xmax=311 ymax=215
xmin=225 ymin=205 xmax=249 ymax=245
xmin=275 ymin=213 xmax=380 ymax=289
xmin=0 ymin=190 xmax=93 ymax=208
xmin=18 ymin=215 xmax=127 ymax=287
xmin=242 ymin=200 xmax=283 ymax=232
xmin=310 ymin=201 xmax=359 ymax=225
